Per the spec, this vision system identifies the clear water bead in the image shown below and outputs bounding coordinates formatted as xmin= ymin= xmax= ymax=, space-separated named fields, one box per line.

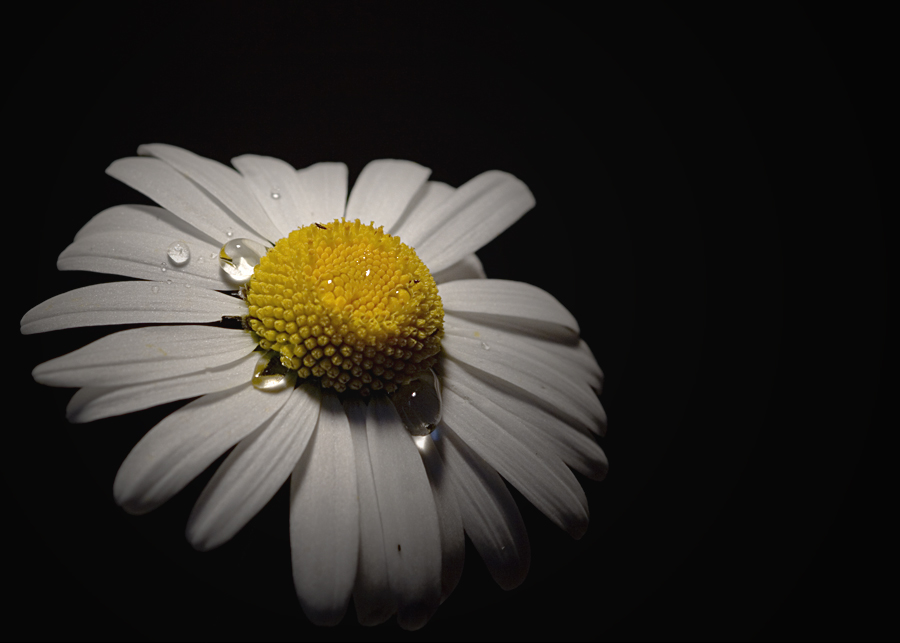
xmin=166 ymin=241 xmax=191 ymax=267
xmin=252 ymin=351 xmax=298 ymax=392
xmin=392 ymin=369 xmax=442 ymax=436
xmin=270 ymin=191 xmax=281 ymax=199
xmin=219 ymin=238 xmax=268 ymax=286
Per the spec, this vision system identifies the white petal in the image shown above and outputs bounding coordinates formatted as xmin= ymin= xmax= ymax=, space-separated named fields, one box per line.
xmin=444 ymin=312 xmax=604 ymax=399
xmin=390 ymin=181 xmax=455 ymax=239
xmin=186 ymin=382 xmax=322 ymax=551
xmin=432 ymin=423 xmax=531 ymax=590
xmin=66 ymin=352 xmax=256 ymax=423
xmin=439 ymin=279 xmax=579 ymax=335
xmin=59 ymin=205 xmax=226 ymax=289
xmin=416 ymin=434 xmax=465 ymax=603
xmin=441 ymin=331 xmax=605 ymax=436
xmin=231 ymin=154 xmax=311 ymax=238
xmin=345 ymin=399 xmax=395 ymax=626
xmin=73 ymin=204 xmax=216 ymax=244
xmin=366 ymin=396 xmax=441 ymax=631
xmin=106 ymin=157 xmax=267 ymax=245
xmin=33 ymin=325 xmax=256 ymax=387
xmin=113 ymin=382 xmax=293 ymax=514
xmin=296 ymin=162 xmax=349 ymax=224
xmin=345 ymin=160 xmax=431 ymax=233
xmin=20 ymin=282 xmax=247 ymax=334
xmin=431 ymin=253 xmax=487 ymax=285
xmin=439 ymin=358 xmax=608 ymax=480
xmin=139 ymin=144 xmax=283 ymax=243
xmin=440 ymin=385 xmax=589 ymax=539
xmin=289 ymin=392 xmax=359 ymax=626
xmin=404 ymin=171 xmax=535 ymax=274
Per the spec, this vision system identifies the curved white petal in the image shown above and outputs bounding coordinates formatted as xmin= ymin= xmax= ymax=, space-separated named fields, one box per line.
xmin=33 ymin=326 xmax=256 ymax=387
xmin=366 ymin=396 xmax=441 ymax=631
xmin=345 ymin=399 xmax=395 ymax=626
xmin=405 ymin=171 xmax=535 ymax=274
xmin=231 ymin=154 xmax=310 ymax=238
xmin=441 ymin=331 xmax=605 ymax=436
xmin=186 ymin=382 xmax=322 ymax=551
xmin=74 ymin=204 xmax=217 ymax=244
xmin=66 ymin=352 xmax=257 ymax=423
xmin=113 ymin=382 xmax=293 ymax=515
xmin=290 ymin=392 xmax=359 ymax=626
xmin=296 ymin=162 xmax=349 ymax=224
xmin=139 ymin=144 xmax=283 ymax=243
xmin=20 ymin=282 xmax=247 ymax=334
xmin=390 ymin=181 xmax=455 ymax=240
xmin=431 ymin=253 xmax=487 ymax=285
xmin=439 ymin=358 xmax=608 ymax=480
xmin=432 ymin=423 xmax=531 ymax=590
xmin=444 ymin=313 xmax=603 ymax=399
xmin=59 ymin=206 xmax=226 ymax=289
xmin=440 ymin=385 xmax=589 ymax=539
xmin=106 ymin=157 xmax=266 ymax=245
xmin=346 ymin=160 xmax=431 ymax=233
xmin=439 ymin=279 xmax=579 ymax=334
xmin=416 ymin=435 xmax=465 ymax=603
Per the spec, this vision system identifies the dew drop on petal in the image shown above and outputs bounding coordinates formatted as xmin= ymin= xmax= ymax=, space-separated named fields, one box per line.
xmin=151 ymin=285 xmax=159 ymax=294
xmin=270 ymin=191 xmax=281 ymax=200
xmin=392 ymin=368 xmax=442 ymax=436
xmin=481 ymin=341 xmax=490 ymax=351
xmin=219 ymin=238 xmax=268 ymax=286
xmin=166 ymin=240 xmax=191 ymax=267
xmin=252 ymin=351 xmax=298 ymax=392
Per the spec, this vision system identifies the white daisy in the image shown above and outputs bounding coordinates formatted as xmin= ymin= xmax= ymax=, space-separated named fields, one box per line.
xmin=21 ymin=144 xmax=608 ymax=630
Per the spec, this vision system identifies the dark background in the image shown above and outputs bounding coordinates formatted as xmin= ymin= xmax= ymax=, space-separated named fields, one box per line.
xmin=5 ymin=3 xmax=889 ymax=641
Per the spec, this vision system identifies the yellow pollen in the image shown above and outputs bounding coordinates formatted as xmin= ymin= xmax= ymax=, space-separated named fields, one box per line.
xmin=245 ymin=219 xmax=444 ymax=395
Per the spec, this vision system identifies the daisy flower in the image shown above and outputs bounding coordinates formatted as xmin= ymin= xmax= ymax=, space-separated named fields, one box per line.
xmin=21 ymin=144 xmax=608 ymax=630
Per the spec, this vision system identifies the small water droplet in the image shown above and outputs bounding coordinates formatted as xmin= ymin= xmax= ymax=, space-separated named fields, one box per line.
xmin=151 ymin=285 xmax=160 ymax=294
xmin=252 ymin=351 xmax=298 ymax=392
xmin=219 ymin=238 xmax=268 ymax=286
xmin=225 ymin=228 xmax=234 ymax=238
xmin=166 ymin=240 xmax=191 ymax=267
xmin=270 ymin=191 xmax=281 ymax=200
xmin=166 ymin=279 xmax=173 ymax=284
xmin=481 ymin=341 xmax=490 ymax=351
xmin=392 ymin=369 xmax=442 ymax=437
xmin=160 ymin=264 xmax=167 ymax=273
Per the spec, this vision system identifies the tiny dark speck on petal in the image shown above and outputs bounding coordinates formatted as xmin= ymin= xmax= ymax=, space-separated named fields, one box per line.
xmin=398 ymin=544 xmax=402 ymax=552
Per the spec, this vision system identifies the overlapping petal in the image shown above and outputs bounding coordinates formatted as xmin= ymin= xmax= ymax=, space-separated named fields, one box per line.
xmin=21 ymin=282 xmax=247 ymax=334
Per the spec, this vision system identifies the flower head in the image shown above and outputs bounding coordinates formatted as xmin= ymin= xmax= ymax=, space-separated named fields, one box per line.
xmin=22 ymin=144 xmax=608 ymax=630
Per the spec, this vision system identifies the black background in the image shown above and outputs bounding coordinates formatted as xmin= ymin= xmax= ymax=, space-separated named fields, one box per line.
xmin=5 ymin=3 xmax=889 ymax=642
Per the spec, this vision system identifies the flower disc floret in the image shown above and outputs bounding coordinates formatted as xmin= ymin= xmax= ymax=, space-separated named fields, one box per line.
xmin=245 ymin=219 xmax=444 ymax=395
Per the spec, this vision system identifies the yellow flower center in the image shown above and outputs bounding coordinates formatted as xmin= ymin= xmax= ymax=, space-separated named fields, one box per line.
xmin=245 ymin=219 xmax=444 ymax=395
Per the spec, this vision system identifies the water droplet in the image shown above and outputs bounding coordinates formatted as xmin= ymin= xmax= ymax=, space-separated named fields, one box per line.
xmin=226 ymin=229 xmax=234 ymax=237
xmin=252 ymin=351 xmax=298 ymax=392
xmin=392 ymin=369 xmax=442 ymax=437
xmin=270 ymin=191 xmax=281 ymax=200
xmin=160 ymin=264 xmax=167 ymax=273
xmin=166 ymin=279 xmax=173 ymax=284
xmin=481 ymin=341 xmax=490 ymax=351
xmin=219 ymin=238 xmax=268 ymax=286
xmin=166 ymin=240 xmax=191 ymax=267
xmin=151 ymin=285 xmax=160 ymax=294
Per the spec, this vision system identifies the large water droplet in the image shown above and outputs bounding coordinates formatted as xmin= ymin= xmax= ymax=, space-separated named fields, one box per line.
xmin=392 ymin=369 xmax=442 ymax=436
xmin=167 ymin=240 xmax=191 ymax=266
xmin=219 ymin=238 xmax=268 ymax=286
xmin=252 ymin=351 xmax=298 ymax=392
